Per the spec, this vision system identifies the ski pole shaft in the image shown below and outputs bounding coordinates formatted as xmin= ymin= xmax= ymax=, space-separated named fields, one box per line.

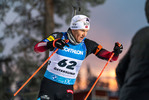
xmin=13 ymin=48 xmax=58 ymax=96
xmin=84 ymin=52 xmax=115 ymax=100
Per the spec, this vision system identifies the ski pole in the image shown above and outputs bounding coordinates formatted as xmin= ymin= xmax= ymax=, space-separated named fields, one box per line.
xmin=14 ymin=40 xmax=69 ymax=96
xmin=13 ymin=48 xmax=58 ymax=96
xmin=84 ymin=52 xmax=115 ymax=100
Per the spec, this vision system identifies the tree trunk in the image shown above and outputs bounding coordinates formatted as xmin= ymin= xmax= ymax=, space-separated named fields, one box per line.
xmin=44 ymin=0 xmax=55 ymax=59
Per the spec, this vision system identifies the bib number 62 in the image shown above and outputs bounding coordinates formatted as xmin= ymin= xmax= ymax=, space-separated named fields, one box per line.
xmin=58 ymin=59 xmax=77 ymax=70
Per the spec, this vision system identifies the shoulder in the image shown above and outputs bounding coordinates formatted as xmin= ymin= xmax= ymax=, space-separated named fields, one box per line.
xmin=84 ymin=38 xmax=99 ymax=56
xmin=132 ymin=26 xmax=149 ymax=44
xmin=42 ymin=32 xmax=63 ymax=42
xmin=49 ymin=32 xmax=63 ymax=39
xmin=84 ymin=38 xmax=98 ymax=46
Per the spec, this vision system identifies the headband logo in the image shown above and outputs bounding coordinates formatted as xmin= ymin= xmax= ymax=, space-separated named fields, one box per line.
xmin=85 ymin=26 xmax=88 ymax=28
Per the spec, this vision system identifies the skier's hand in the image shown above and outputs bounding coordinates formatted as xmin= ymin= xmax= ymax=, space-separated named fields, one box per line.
xmin=53 ymin=38 xmax=69 ymax=49
xmin=113 ymin=42 xmax=123 ymax=54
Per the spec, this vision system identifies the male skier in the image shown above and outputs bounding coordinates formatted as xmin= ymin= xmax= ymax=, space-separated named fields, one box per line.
xmin=34 ymin=15 xmax=123 ymax=100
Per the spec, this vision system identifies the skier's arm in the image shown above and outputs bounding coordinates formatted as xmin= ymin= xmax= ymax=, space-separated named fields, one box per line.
xmin=95 ymin=48 xmax=118 ymax=61
xmin=84 ymin=38 xmax=123 ymax=61
xmin=34 ymin=41 xmax=55 ymax=53
xmin=34 ymin=32 xmax=63 ymax=53
xmin=95 ymin=42 xmax=123 ymax=61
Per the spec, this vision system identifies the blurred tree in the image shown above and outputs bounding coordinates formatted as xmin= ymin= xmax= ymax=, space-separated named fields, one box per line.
xmin=74 ymin=72 xmax=81 ymax=91
xmin=86 ymin=64 xmax=97 ymax=89
xmin=97 ymin=81 xmax=109 ymax=89
xmin=86 ymin=64 xmax=109 ymax=90
xmin=0 ymin=57 xmax=13 ymax=100
xmin=0 ymin=0 xmax=105 ymax=99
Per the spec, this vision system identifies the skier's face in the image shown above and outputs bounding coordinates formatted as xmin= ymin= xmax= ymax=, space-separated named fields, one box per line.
xmin=72 ymin=29 xmax=88 ymax=43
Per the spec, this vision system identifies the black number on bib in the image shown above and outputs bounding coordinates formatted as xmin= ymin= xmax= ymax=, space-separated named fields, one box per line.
xmin=66 ymin=61 xmax=77 ymax=70
xmin=58 ymin=59 xmax=67 ymax=67
xmin=58 ymin=59 xmax=77 ymax=70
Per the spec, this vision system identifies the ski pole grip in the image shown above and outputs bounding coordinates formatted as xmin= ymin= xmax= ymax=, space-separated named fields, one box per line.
xmin=65 ymin=39 xmax=69 ymax=43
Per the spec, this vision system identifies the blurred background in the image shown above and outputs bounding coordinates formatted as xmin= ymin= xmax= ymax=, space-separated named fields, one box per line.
xmin=0 ymin=0 xmax=147 ymax=100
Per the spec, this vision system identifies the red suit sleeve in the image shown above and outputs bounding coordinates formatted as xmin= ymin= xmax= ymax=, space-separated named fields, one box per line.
xmin=96 ymin=49 xmax=119 ymax=61
xmin=34 ymin=32 xmax=63 ymax=53
xmin=34 ymin=42 xmax=48 ymax=53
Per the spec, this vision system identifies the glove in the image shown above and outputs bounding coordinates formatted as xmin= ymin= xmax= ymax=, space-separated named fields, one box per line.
xmin=113 ymin=42 xmax=123 ymax=54
xmin=53 ymin=39 xmax=69 ymax=49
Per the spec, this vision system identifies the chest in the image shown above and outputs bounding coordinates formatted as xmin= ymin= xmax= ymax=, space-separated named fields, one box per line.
xmin=56 ymin=42 xmax=86 ymax=60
